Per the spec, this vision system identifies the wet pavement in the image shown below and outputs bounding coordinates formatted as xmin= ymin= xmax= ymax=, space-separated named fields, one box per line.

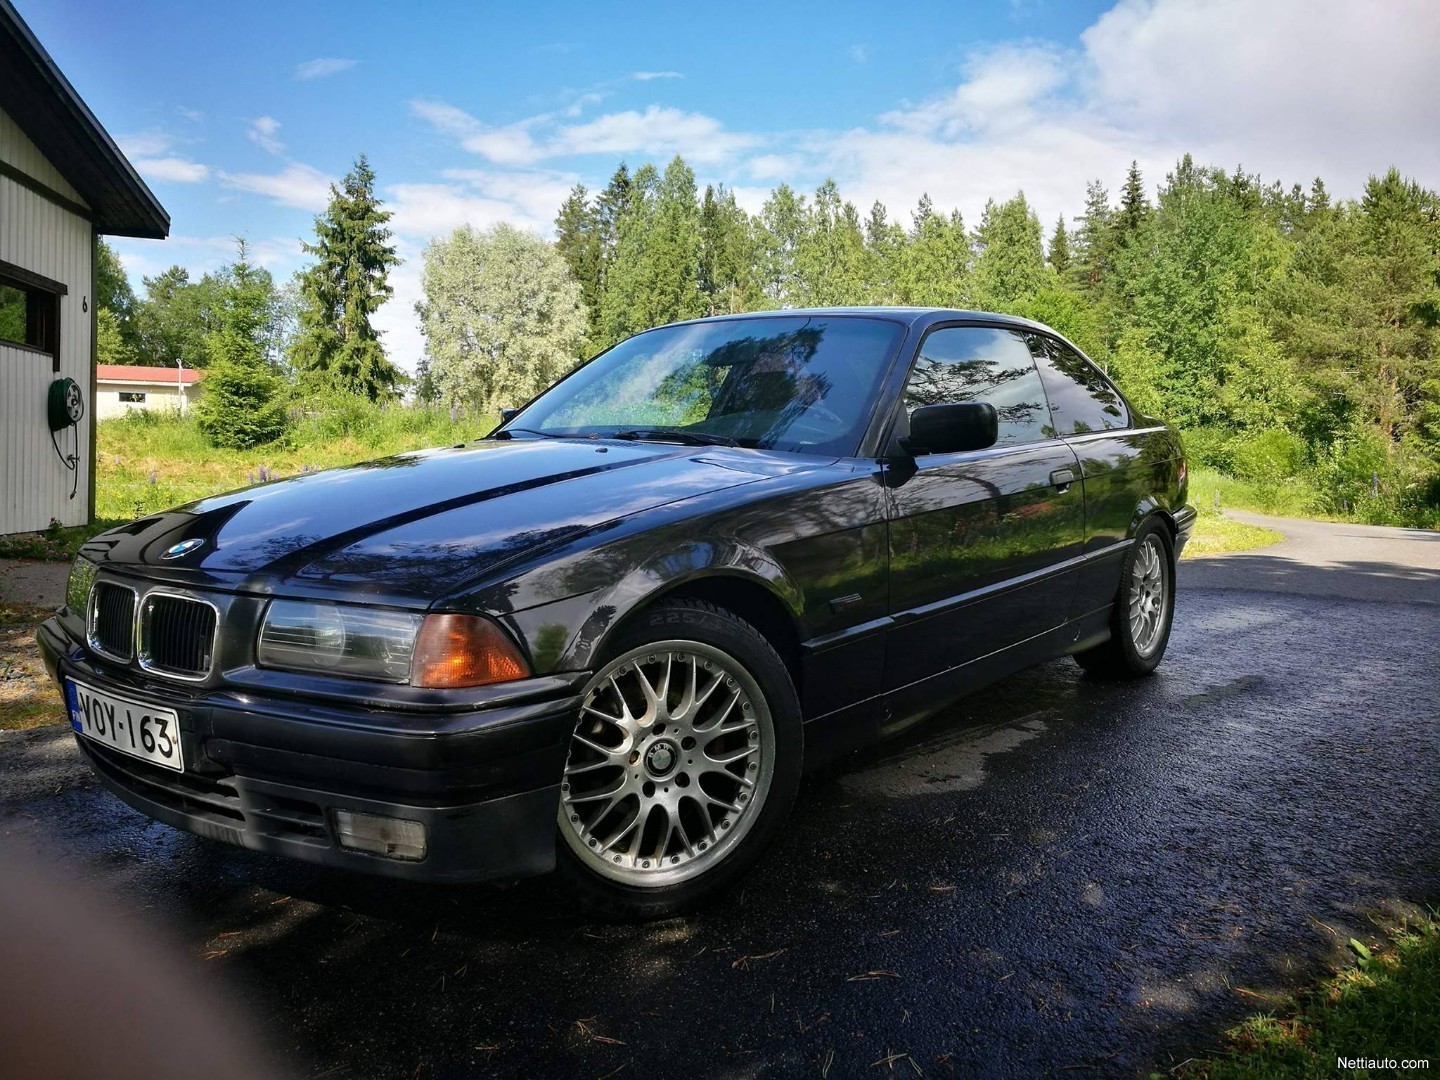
xmin=1 ymin=517 xmax=1437 ymax=1079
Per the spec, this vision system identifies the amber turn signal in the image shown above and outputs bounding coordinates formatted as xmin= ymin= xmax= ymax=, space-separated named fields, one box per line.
xmin=411 ymin=614 xmax=530 ymax=688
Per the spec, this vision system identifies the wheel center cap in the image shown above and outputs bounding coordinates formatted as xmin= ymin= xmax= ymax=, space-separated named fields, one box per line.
xmin=645 ymin=740 xmax=678 ymax=777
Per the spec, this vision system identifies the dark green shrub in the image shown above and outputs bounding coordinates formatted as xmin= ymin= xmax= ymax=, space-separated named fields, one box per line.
xmin=195 ymin=361 xmax=288 ymax=449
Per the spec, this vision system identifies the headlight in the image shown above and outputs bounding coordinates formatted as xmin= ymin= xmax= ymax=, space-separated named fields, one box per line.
xmin=66 ymin=556 xmax=97 ymax=617
xmin=257 ymin=601 xmax=530 ymax=688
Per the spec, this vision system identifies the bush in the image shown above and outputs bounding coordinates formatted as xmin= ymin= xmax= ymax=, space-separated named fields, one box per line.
xmin=194 ymin=361 xmax=289 ymax=449
xmin=1180 ymin=427 xmax=1236 ymax=473
xmin=1231 ymin=428 xmax=1307 ymax=484
xmin=282 ymin=392 xmax=497 ymax=451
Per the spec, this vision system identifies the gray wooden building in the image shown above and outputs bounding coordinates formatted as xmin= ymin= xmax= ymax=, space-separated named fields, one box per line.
xmin=1 ymin=0 xmax=168 ymax=535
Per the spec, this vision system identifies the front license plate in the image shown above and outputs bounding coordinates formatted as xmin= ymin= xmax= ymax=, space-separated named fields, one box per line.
xmin=66 ymin=679 xmax=184 ymax=772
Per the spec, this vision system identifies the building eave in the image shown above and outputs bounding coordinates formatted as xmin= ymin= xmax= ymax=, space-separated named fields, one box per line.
xmin=0 ymin=0 xmax=170 ymax=239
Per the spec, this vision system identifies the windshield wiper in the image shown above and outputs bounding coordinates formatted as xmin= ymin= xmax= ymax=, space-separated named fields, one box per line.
xmin=492 ymin=427 xmax=559 ymax=440
xmin=611 ymin=428 xmax=739 ymax=447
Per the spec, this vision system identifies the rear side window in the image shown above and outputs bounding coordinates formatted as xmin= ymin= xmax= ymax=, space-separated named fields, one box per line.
xmin=1029 ymin=336 xmax=1129 ymax=434
xmin=904 ymin=327 xmax=1049 ymax=447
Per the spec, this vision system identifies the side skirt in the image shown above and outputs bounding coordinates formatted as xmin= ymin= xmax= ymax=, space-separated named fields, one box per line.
xmin=800 ymin=606 xmax=1112 ymax=771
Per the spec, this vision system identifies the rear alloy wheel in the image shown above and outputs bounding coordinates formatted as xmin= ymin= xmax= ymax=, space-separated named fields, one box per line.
xmin=1074 ymin=519 xmax=1175 ymax=678
xmin=555 ymin=600 xmax=801 ymax=918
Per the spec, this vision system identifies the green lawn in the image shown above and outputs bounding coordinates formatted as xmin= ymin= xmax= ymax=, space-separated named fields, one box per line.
xmin=1178 ymin=915 xmax=1439 ymax=1078
xmin=1183 ymin=509 xmax=1285 ymax=559
xmin=93 ymin=405 xmax=494 ymax=522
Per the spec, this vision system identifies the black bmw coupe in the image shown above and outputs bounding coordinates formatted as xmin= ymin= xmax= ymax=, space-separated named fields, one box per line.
xmin=41 ymin=308 xmax=1194 ymax=917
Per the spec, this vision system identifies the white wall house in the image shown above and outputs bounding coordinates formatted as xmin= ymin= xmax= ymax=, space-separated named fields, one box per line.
xmin=95 ymin=364 xmax=203 ymax=420
xmin=0 ymin=0 xmax=168 ymax=535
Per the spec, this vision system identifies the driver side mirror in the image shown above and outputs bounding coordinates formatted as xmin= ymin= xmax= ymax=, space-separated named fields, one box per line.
xmin=905 ymin=402 xmax=998 ymax=455
xmin=500 ymin=407 xmax=520 ymax=423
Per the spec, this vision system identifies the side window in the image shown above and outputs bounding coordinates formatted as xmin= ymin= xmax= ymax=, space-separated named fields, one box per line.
xmin=1029 ymin=336 xmax=1129 ymax=434
xmin=904 ymin=327 xmax=1050 ymax=447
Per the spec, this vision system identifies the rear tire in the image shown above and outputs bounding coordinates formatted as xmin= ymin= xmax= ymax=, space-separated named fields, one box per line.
xmin=1074 ymin=518 xmax=1175 ymax=679
xmin=553 ymin=598 xmax=802 ymax=920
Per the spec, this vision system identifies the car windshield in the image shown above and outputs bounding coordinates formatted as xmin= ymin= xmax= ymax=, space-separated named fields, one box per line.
xmin=503 ymin=315 xmax=906 ymax=455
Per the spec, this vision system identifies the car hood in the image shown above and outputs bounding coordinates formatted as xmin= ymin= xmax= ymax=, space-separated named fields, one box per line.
xmin=86 ymin=439 xmax=806 ymax=604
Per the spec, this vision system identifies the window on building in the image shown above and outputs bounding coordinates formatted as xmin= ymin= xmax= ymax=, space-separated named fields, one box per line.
xmin=0 ymin=267 xmax=61 ymax=355
xmin=904 ymin=327 xmax=1051 ymax=447
xmin=119 ymin=391 xmax=147 ymax=403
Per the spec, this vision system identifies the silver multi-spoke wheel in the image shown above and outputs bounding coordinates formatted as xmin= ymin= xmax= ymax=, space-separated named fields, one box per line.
xmin=559 ymin=640 xmax=775 ymax=888
xmin=1128 ymin=534 xmax=1169 ymax=658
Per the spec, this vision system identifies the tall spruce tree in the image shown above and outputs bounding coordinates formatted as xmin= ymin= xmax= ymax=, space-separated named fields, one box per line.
xmin=291 ymin=155 xmax=402 ymax=400
xmin=555 ymin=184 xmax=603 ymax=348
xmin=1047 ymin=215 xmax=1072 ymax=276
xmin=863 ymin=201 xmax=908 ymax=304
xmin=901 ymin=195 xmax=969 ymax=306
xmin=599 ymin=164 xmax=654 ymax=345
xmin=970 ymin=193 xmax=1048 ymax=310
xmin=700 ymin=184 xmax=759 ymax=314
xmin=758 ymin=184 xmax=807 ymax=307
xmin=1072 ymin=180 xmax=1115 ymax=291
xmin=1115 ymin=160 xmax=1150 ymax=245
xmin=795 ymin=180 xmax=870 ymax=306
xmin=194 ymin=240 xmax=288 ymax=448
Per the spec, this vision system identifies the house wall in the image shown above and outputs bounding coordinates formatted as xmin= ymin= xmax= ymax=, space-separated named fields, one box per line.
xmin=95 ymin=380 xmax=200 ymax=420
xmin=0 ymin=105 xmax=95 ymax=535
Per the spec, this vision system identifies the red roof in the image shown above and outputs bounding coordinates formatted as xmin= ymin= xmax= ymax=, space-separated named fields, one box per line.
xmin=97 ymin=364 xmax=202 ymax=384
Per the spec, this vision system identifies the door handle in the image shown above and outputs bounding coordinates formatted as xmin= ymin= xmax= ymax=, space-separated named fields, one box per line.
xmin=1050 ymin=468 xmax=1076 ymax=492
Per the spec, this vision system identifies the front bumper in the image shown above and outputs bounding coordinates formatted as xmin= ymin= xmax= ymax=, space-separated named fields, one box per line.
xmin=38 ymin=617 xmax=584 ymax=884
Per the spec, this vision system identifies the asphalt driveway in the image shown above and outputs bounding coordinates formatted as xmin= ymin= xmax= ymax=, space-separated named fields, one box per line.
xmin=1 ymin=514 xmax=1437 ymax=1078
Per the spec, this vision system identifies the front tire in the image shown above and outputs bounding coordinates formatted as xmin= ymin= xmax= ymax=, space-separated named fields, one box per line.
xmin=554 ymin=599 xmax=802 ymax=919
xmin=1074 ymin=518 xmax=1175 ymax=679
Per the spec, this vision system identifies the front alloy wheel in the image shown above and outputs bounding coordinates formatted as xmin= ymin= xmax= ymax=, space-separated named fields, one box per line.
xmin=553 ymin=599 xmax=801 ymax=918
xmin=559 ymin=643 xmax=774 ymax=886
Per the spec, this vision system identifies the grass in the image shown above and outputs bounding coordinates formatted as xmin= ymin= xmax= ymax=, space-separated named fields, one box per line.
xmin=0 ymin=602 xmax=65 ymax=731
xmin=94 ymin=404 xmax=495 ymax=521
xmin=1188 ymin=466 xmax=1321 ymax=521
xmin=1183 ymin=507 xmax=1285 ymax=559
xmin=1176 ymin=914 xmax=1440 ymax=1078
xmin=0 ymin=519 xmax=125 ymax=562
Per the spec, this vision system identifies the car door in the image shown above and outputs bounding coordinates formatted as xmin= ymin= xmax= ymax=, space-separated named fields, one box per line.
xmin=1027 ymin=333 xmax=1154 ymax=619
xmin=883 ymin=324 xmax=1085 ymax=692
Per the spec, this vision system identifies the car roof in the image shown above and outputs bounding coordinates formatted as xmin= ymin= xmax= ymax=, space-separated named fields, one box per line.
xmin=662 ymin=306 xmax=1053 ymax=334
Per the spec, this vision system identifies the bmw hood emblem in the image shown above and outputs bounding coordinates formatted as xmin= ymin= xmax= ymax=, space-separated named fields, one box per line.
xmin=161 ymin=538 xmax=206 ymax=560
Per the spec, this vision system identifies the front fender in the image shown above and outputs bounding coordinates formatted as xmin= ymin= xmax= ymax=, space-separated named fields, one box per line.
xmin=515 ymin=537 xmax=806 ymax=675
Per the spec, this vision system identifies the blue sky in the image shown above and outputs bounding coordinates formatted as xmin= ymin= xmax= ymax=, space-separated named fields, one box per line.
xmin=17 ymin=0 xmax=1440 ymax=370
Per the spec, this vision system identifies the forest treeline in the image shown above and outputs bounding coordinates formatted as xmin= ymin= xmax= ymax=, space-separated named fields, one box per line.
xmin=543 ymin=154 xmax=1440 ymax=525
xmin=93 ymin=150 xmax=1440 ymax=527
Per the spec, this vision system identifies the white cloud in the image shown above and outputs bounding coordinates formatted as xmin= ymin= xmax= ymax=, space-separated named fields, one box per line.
xmin=248 ymin=116 xmax=285 ymax=156
xmin=848 ymin=44 xmax=869 ymax=64
xmin=632 ymin=71 xmax=682 ymax=81
xmin=220 ymin=162 xmax=335 ymax=210
xmin=135 ymin=157 xmax=210 ymax=183
xmin=1077 ymin=0 xmax=1440 ymax=192
xmin=807 ymin=0 xmax=1440 ymax=236
xmin=118 ymin=131 xmax=175 ymax=157
xmin=555 ymin=105 xmax=757 ymax=164
xmin=745 ymin=154 xmax=806 ymax=182
xmin=294 ymin=57 xmax=357 ymax=80
xmin=413 ymin=99 xmax=759 ymax=168
xmin=881 ymin=44 xmax=1070 ymax=137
